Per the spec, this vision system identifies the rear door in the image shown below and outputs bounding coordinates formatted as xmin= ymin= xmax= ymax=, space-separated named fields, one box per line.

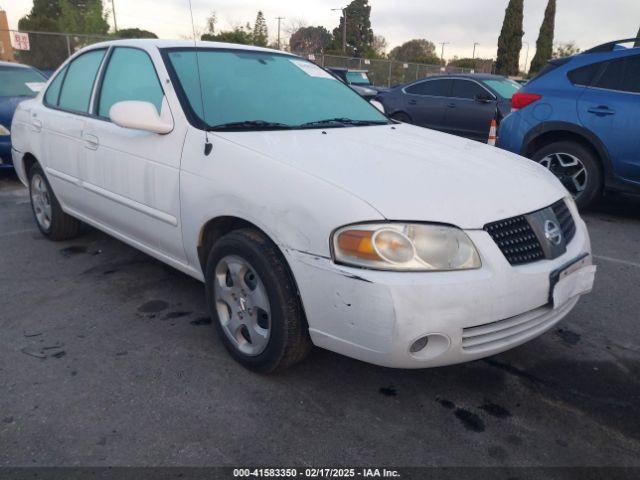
xmin=577 ymin=54 xmax=640 ymax=183
xmin=39 ymin=48 xmax=107 ymax=210
xmin=401 ymin=78 xmax=452 ymax=129
xmin=444 ymin=79 xmax=497 ymax=141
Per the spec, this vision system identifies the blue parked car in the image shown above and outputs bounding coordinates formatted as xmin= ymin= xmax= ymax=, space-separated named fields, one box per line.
xmin=0 ymin=61 xmax=47 ymax=170
xmin=498 ymin=38 xmax=640 ymax=208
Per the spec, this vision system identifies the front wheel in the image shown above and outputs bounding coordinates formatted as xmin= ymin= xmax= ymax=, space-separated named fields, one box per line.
xmin=28 ymin=163 xmax=82 ymax=240
xmin=205 ymin=229 xmax=312 ymax=373
xmin=531 ymin=141 xmax=602 ymax=209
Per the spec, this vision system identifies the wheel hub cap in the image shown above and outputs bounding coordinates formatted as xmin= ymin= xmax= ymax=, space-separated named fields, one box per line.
xmin=213 ymin=255 xmax=271 ymax=356
xmin=538 ymin=152 xmax=588 ymax=199
xmin=30 ymin=173 xmax=52 ymax=230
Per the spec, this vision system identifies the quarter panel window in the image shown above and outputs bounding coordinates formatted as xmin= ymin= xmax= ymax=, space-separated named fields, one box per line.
xmin=405 ymin=79 xmax=451 ymax=97
xmin=451 ymin=80 xmax=488 ymax=99
xmin=595 ymin=59 xmax=626 ymax=91
xmin=58 ymin=49 xmax=106 ymax=113
xmin=44 ymin=66 xmax=67 ymax=105
xmin=567 ymin=62 xmax=602 ymax=86
xmin=98 ymin=47 xmax=164 ymax=118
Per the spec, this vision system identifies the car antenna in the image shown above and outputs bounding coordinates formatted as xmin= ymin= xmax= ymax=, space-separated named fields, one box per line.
xmin=188 ymin=0 xmax=213 ymax=156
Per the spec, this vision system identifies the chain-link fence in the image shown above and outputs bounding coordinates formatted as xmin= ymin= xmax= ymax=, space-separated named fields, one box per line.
xmin=1 ymin=29 xmax=109 ymax=73
xmin=295 ymin=53 xmax=494 ymax=87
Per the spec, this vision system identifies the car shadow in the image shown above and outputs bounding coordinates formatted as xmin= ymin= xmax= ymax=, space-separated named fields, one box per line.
xmin=585 ymin=193 xmax=640 ymax=222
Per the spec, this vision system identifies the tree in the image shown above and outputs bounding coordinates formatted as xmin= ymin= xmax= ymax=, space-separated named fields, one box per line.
xmin=253 ymin=11 xmax=268 ymax=47
xmin=389 ymin=39 xmax=441 ymax=64
xmin=329 ymin=0 xmax=374 ymax=57
xmin=553 ymin=41 xmax=580 ymax=58
xmin=448 ymin=57 xmax=494 ymax=72
xmin=17 ymin=0 xmax=109 ymax=70
xmin=289 ymin=26 xmax=332 ymax=53
xmin=529 ymin=0 xmax=556 ymax=76
xmin=495 ymin=0 xmax=524 ymax=76
xmin=372 ymin=35 xmax=387 ymax=58
xmin=202 ymin=26 xmax=253 ymax=45
xmin=115 ymin=28 xmax=158 ymax=39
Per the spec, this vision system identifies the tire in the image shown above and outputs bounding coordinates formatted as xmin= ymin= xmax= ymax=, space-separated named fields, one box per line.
xmin=531 ymin=140 xmax=602 ymax=210
xmin=391 ymin=112 xmax=412 ymax=124
xmin=28 ymin=163 xmax=82 ymax=241
xmin=205 ymin=228 xmax=312 ymax=373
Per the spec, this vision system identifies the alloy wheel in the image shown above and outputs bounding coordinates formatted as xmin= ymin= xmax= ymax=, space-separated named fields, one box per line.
xmin=538 ymin=152 xmax=588 ymax=199
xmin=30 ymin=173 xmax=52 ymax=231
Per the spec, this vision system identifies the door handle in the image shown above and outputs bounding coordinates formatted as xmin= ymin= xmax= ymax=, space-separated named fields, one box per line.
xmin=447 ymin=102 xmax=457 ymax=108
xmin=587 ymin=106 xmax=615 ymax=116
xmin=83 ymin=134 xmax=99 ymax=150
xmin=31 ymin=119 xmax=43 ymax=132
xmin=408 ymin=99 xmax=417 ymax=105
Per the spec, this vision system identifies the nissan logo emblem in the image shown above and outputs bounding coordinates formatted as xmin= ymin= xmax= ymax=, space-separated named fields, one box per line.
xmin=544 ymin=220 xmax=563 ymax=245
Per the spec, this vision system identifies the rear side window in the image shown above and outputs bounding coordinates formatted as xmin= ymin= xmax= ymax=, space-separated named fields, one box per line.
xmin=44 ymin=66 xmax=67 ymax=105
xmin=594 ymin=55 xmax=640 ymax=94
xmin=567 ymin=62 xmax=602 ymax=86
xmin=451 ymin=80 xmax=489 ymax=99
xmin=98 ymin=47 xmax=164 ymax=118
xmin=405 ymin=79 xmax=451 ymax=97
xmin=57 ymin=49 xmax=106 ymax=113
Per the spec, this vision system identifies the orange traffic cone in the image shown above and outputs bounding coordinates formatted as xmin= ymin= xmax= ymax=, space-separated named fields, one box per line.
xmin=487 ymin=118 xmax=497 ymax=146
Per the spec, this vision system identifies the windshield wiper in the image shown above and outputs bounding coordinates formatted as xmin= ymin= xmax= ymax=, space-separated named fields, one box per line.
xmin=298 ymin=118 xmax=390 ymax=129
xmin=207 ymin=120 xmax=293 ymax=131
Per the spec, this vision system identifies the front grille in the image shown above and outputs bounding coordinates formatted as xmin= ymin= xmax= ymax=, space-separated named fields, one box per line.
xmin=461 ymin=300 xmax=575 ymax=353
xmin=484 ymin=216 xmax=545 ymax=265
xmin=485 ymin=199 xmax=577 ymax=266
xmin=551 ymin=200 xmax=576 ymax=244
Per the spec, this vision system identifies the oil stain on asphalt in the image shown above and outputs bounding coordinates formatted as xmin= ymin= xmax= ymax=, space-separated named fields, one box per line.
xmin=138 ymin=300 xmax=169 ymax=313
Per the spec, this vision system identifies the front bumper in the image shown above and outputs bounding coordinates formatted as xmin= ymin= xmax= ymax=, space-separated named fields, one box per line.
xmin=286 ymin=209 xmax=593 ymax=369
xmin=0 ymin=138 xmax=13 ymax=169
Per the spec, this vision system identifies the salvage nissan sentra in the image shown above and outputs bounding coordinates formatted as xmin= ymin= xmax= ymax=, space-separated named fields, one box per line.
xmin=10 ymin=40 xmax=596 ymax=372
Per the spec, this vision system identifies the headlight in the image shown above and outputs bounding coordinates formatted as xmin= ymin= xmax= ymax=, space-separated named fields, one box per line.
xmin=0 ymin=124 xmax=10 ymax=136
xmin=332 ymin=223 xmax=481 ymax=271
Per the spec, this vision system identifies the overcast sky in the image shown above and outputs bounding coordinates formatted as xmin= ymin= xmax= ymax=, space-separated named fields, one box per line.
xmin=4 ymin=0 xmax=640 ymax=67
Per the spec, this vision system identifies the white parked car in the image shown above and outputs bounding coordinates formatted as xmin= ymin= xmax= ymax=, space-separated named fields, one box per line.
xmin=11 ymin=40 xmax=596 ymax=372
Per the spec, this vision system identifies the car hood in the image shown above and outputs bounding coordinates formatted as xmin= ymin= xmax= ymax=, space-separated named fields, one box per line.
xmin=216 ymin=124 xmax=567 ymax=229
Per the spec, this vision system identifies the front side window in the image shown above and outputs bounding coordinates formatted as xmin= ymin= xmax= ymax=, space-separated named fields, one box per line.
xmin=405 ymin=79 xmax=451 ymax=97
xmin=451 ymin=80 xmax=489 ymax=100
xmin=98 ymin=47 xmax=164 ymax=118
xmin=0 ymin=66 xmax=46 ymax=97
xmin=164 ymin=49 xmax=388 ymax=129
xmin=57 ymin=49 xmax=106 ymax=113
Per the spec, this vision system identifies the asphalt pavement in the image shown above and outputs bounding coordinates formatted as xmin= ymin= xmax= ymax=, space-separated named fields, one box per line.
xmin=1 ymin=170 xmax=639 ymax=467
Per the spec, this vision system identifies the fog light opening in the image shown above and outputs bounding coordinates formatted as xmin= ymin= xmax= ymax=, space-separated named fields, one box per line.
xmin=410 ymin=336 xmax=429 ymax=353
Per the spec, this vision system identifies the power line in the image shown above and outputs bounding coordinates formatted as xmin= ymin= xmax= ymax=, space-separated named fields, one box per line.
xmin=276 ymin=16 xmax=285 ymax=50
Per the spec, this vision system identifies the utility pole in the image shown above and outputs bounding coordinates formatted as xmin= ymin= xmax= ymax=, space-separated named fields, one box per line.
xmin=276 ymin=16 xmax=285 ymax=50
xmin=472 ymin=42 xmax=480 ymax=59
xmin=439 ymin=42 xmax=449 ymax=61
xmin=111 ymin=0 xmax=118 ymax=33
xmin=332 ymin=7 xmax=347 ymax=54
xmin=522 ymin=41 xmax=530 ymax=73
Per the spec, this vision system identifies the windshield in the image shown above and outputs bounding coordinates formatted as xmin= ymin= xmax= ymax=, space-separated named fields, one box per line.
xmin=481 ymin=78 xmax=521 ymax=100
xmin=164 ymin=49 xmax=388 ymax=129
xmin=346 ymin=71 xmax=371 ymax=86
xmin=0 ymin=66 xmax=46 ymax=97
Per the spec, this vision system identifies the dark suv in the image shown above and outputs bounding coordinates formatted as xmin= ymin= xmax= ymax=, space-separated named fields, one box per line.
xmin=498 ymin=38 xmax=640 ymax=208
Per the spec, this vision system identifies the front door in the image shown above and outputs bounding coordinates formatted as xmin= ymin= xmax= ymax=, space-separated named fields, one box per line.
xmin=402 ymin=78 xmax=452 ymax=130
xmin=80 ymin=47 xmax=187 ymax=262
xmin=444 ymin=79 xmax=497 ymax=141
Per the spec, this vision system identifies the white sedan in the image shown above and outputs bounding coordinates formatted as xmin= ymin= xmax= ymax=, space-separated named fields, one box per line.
xmin=11 ymin=40 xmax=596 ymax=372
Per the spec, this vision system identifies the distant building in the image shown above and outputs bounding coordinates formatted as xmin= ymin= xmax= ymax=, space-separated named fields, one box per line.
xmin=0 ymin=9 xmax=16 ymax=62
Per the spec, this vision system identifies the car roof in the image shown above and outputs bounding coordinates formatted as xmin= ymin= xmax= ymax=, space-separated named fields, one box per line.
xmin=429 ymin=73 xmax=506 ymax=80
xmin=84 ymin=38 xmax=294 ymax=56
xmin=0 ymin=60 xmax=35 ymax=69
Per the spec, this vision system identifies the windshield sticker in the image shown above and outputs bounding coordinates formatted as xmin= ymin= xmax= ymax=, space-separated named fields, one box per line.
xmin=289 ymin=59 xmax=336 ymax=80
xmin=25 ymin=82 xmax=46 ymax=93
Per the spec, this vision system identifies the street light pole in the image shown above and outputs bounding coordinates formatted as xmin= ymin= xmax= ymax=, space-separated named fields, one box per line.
xmin=111 ymin=0 xmax=118 ymax=33
xmin=472 ymin=42 xmax=480 ymax=59
xmin=439 ymin=42 xmax=449 ymax=61
xmin=276 ymin=16 xmax=285 ymax=50
xmin=522 ymin=41 xmax=530 ymax=73
xmin=332 ymin=7 xmax=347 ymax=54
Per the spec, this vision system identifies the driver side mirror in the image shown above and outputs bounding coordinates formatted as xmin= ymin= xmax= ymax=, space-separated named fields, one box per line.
xmin=474 ymin=93 xmax=494 ymax=103
xmin=109 ymin=100 xmax=173 ymax=134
